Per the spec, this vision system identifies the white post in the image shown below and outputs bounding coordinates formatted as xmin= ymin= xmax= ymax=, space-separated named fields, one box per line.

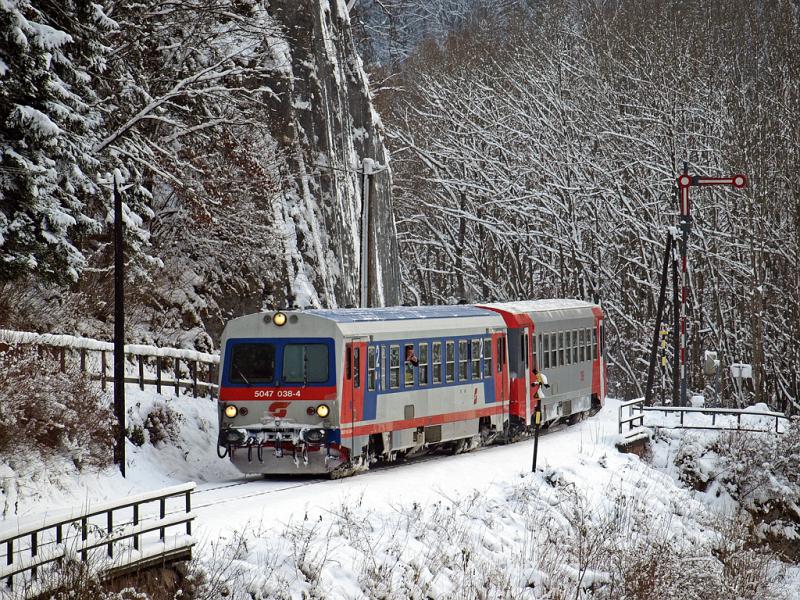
xmin=360 ymin=158 xmax=374 ymax=308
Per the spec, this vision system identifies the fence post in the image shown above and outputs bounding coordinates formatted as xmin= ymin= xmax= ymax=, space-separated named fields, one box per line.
xmin=209 ymin=363 xmax=216 ymax=399
xmin=30 ymin=532 xmax=37 ymax=580
xmin=6 ymin=539 xmax=12 ymax=591
xmin=59 ymin=348 xmax=66 ymax=373
xmin=56 ymin=524 xmax=63 ymax=567
xmin=138 ymin=355 xmax=144 ymax=391
xmin=192 ymin=361 xmax=198 ymax=398
xmin=80 ymin=349 xmax=86 ymax=372
xmin=185 ymin=490 xmax=192 ymax=536
xmin=107 ymin=511 xmax=114 ymax=558
xmin=174 ymin=358 xmax=180 ymax=396
xmin=159 ymin=498 xmax=166 ymax=541
xmin=81 ymin=517 xmax=88 ymax=562
xmin=156 ymin=358 xmax=162 ymax=394
xmin=101 ymin=351 xmax=107 ymax=391
xmin=133 ymin=504 xmax=140 ymax=551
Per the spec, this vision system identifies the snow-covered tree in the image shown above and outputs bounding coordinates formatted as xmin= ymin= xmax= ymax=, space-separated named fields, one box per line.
xmin=0 ymin=0 xmax=113 ymax=283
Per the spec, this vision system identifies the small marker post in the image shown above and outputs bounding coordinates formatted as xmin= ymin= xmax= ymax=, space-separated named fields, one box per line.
xmin=531 ymin=407 xmax=542 ymax=472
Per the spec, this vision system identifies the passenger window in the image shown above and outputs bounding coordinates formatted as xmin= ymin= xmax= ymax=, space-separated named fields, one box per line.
xmin=579 ymin=330 xmax=585 ymax=362
xmin=585 ymin=328 xmax=591 ymax=361
xmin=419 ymin=343 xmax=429 ymax=386
xmin=471 ymin=339 xmax=481 ymax=380
xmin=368 ymin=346 xmax=376 ymax=391
xmin=558 ymin=332 xmax=564 ymax=366
xmin=390 ymin=345 xmax=400 ymax=389
xmin=483 ymin=338 xmax=492 ymax=377
xmin=550 ymin=333 xmax=557 ymax=368
xmin=446 ymin=341 xmax=455 ymax=382
xmin=531 ymin=333 xmax=537 ymax=370
xmin=346 ymin=347 xmax=352 ymax=380
xmin=543 ymin=334 xmax=550 ymax=369
xmin=354 ymin=347 xmax=360 ymax=388
xmin=564 ymin=332 xmax=571 ymax=366
xmin=458 ymin=340 xmax=468 ymax=381
xmin=572 ymin=330 xmax=578 ymax=364
xmin=404 ymin=343 xmax=416 ymax=387
xmin=592 ymin=328 xmax=597 ymax=360
xmin=432 ymin=342 xmax=442 ymax=384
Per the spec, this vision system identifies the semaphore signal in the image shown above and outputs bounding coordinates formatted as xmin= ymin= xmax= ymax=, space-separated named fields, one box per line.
xmin=644 ymin=163 xmax=748 ymax=408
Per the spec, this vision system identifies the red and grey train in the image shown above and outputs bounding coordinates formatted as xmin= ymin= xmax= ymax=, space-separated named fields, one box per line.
xmin=216 ymin=300 xmax=607 ymax=476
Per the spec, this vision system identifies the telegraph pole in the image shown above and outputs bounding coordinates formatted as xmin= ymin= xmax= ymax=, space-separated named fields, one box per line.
xmin=359 ymin=158 xmax=374 ymax=308
xmin=113 ymin=173 xmax=126 ymax=477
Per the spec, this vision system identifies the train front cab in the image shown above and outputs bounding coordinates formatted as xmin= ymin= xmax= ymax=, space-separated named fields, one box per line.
xmin=217 ymin=312 xmax=347 ymax=475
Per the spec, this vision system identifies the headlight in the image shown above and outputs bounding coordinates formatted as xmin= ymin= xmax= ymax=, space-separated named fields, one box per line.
xmin=273 ymin=312 xmax=287 ymax=326
xmin=224 ymin=405 xmax=238 ymax=418
xmin=316 ymin=404 xmax=330 ymax=418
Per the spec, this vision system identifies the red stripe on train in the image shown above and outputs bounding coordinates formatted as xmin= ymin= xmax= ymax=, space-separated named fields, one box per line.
xmin=340 ymin=404 xmax=507 ymax=438
xmin=219 ymin=386 xmax=337 ymax=401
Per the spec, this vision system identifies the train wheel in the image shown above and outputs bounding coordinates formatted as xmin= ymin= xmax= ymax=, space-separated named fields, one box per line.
xmin=567 ymin=411 xmax=587 ymax=426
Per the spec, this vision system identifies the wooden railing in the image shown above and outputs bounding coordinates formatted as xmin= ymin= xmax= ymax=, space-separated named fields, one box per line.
xmin=619 ymin=398 xmax=791 ymax=438
xmin=0 ymin=330 xmax=219 ymax=398
xmin=0 ymin=483 xmax=195 ymax=597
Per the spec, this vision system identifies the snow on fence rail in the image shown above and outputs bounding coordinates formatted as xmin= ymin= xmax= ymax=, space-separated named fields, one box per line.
xmin=619 ymin=398 xmax=791 ymax=439
xmin=0 ymin=482 xmax=195 ymax=597
xmin=0 ymin=329 xmax=219 ymax=399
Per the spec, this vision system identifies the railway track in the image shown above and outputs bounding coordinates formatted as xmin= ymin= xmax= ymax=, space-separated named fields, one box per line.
xmin=190 ymin=421 xmax=571 ymax=511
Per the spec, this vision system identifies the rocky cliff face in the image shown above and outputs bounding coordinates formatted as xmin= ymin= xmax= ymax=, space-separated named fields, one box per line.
xmin=265 ymin=0 xmax=401 ymax=309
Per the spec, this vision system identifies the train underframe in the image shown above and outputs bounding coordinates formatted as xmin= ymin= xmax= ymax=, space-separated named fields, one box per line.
xmin=218 ymin=393 xmax=602 ymax=477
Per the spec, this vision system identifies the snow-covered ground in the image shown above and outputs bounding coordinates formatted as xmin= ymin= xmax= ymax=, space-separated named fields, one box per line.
xmin=3 ymin=387 xmax=799 ymax=599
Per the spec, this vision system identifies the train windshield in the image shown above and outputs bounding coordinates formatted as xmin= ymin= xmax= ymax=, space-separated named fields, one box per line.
xmin=230 ymin=343 xmax=275 ymax=384
xmin=282 ymin=343 xmax=329 ymax=383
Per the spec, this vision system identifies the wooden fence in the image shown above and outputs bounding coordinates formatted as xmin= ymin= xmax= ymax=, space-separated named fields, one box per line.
xmin=0 ymin=330 xmax=219 ymax=399
xmin=0 ymin=483 xmax=195 ymax=597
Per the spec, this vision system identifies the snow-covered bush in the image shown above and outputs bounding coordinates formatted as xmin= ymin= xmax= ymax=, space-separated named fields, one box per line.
xmin=0 ymin=348 xmax=114 ymax=469
xmin=126 ymin=399 xmax=183 ymax=448
xmin=672 ymin=427 xmax=800 ymax=562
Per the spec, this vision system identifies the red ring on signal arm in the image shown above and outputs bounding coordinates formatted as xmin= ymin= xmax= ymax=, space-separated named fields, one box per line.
xmin=678 ymin=174 xmax=692 ymax=187
xmin=733 ymin=174 xmax=747 ymax=188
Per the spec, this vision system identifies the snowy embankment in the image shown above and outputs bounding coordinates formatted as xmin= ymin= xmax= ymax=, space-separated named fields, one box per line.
xmin=2 ymin=386 xmax=799 ymax=599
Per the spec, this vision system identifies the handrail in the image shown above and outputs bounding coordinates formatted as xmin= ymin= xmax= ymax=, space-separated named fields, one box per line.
xmin=1 ymin=483 xmax=195 ymax=595
xmin=618 ymin=398 xmax=791 ymax=438
xmin=0 ymin=329 xmax=219 ymax=399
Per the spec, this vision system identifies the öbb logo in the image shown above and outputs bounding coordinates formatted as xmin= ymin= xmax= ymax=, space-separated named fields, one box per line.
xmin=268 ymin=401 xmax=291 ymax=418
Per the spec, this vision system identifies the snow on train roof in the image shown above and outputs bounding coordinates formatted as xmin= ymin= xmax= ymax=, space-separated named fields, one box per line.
xmin=484 ymin=299 xmax=597 ymax=313
xmin=307 ymin=305 xmax=493 ymax=322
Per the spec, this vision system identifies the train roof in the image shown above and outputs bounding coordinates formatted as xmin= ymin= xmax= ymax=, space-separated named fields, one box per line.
xmin=483 ymin=300 xmax=598 ymax=313
xmin=306 ymin=305 xmax=491 ymax=322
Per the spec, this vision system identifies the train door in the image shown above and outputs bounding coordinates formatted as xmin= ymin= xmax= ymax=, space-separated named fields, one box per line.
xmin=496 ymin=332 xmax=510 ymax=409
xmin=342 ymin=339 xmax=368 ymax=460
xmin=506 ymin=328 xmax=531 ymax=426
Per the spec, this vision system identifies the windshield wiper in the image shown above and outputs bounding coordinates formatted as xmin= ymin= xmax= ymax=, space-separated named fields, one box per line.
xmin=234 ymin=364 xmax=250 ymax=384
